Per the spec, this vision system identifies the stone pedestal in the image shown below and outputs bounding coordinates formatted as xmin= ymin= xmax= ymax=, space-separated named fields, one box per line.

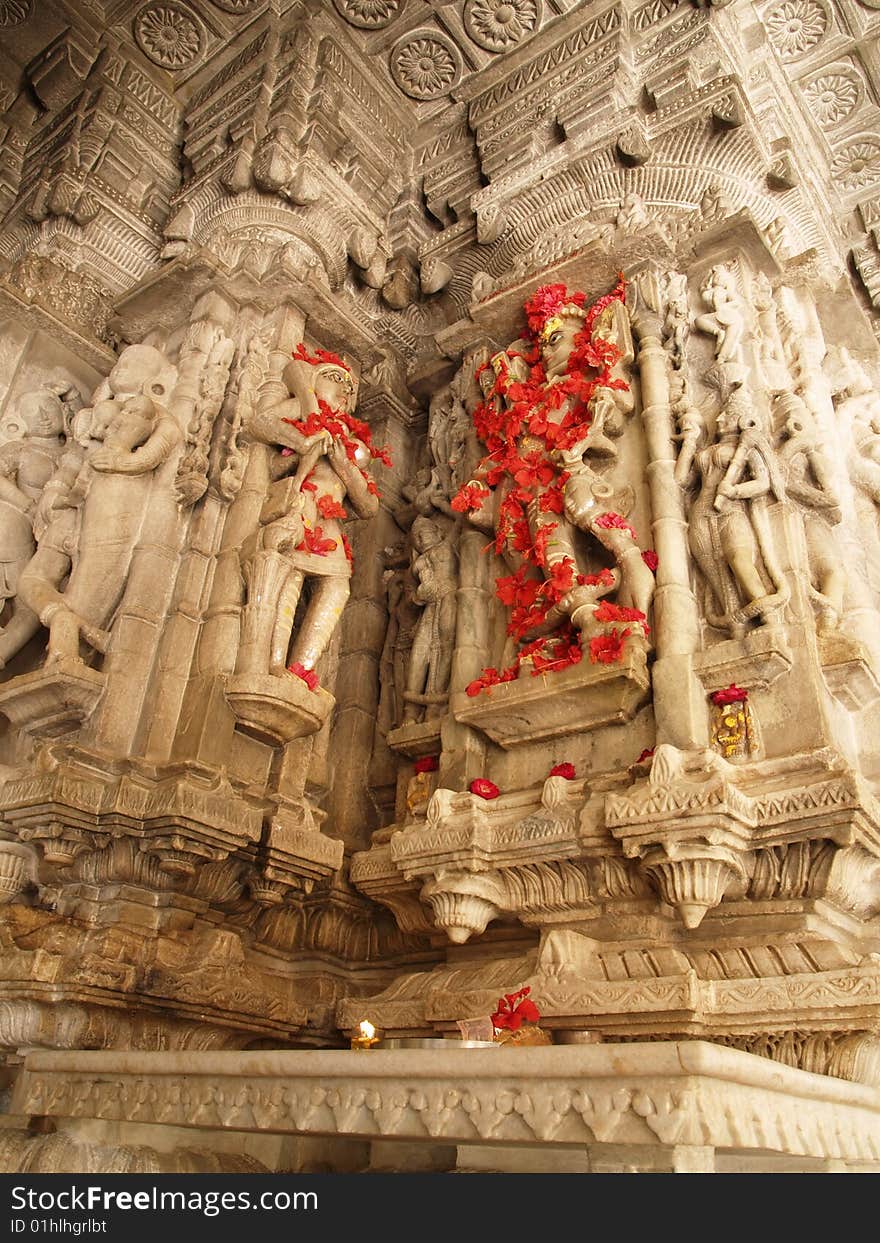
xmin=0 ymin=662 xmax=105 ymax=739
xmin=451 ymin=643 xmax=650 ymax=748
xmin=225 ymin=673 xmax=334 ymax=746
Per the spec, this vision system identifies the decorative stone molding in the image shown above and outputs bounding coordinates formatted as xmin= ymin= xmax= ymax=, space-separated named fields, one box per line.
xmin=0 ymin=1129 xmax=266 ymax=1174
xmin=452 ymin=642 xmax=651 ymax=749
xmin=210 ymin=0 xmax=260 ymax=11
xmin=0 ymin=1 xmax=31 ymax=25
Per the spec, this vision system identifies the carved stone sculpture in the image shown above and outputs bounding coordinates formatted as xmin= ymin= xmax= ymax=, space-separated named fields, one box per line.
xmin=402 ymin=516 xmax=458 ymax=723
xmin=687 ymin=388 xmax=789 ymax=633
xmin=17 ymin=345 xmax=180 ymax=664
xmin=694 ymin=264 xmax=748 ymax=387
xmin=236 ymin=348 xmax=380 ymax=686
xmin=776 ymin=391 xmax=845 ymax=634
xmin=0 ymin=381 xmax=76 ymax=668
xmin=461 ymin=282 xmax=653 ymax=655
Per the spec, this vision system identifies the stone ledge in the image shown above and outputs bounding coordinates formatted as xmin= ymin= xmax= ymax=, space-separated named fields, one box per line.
xmin=12 ymin=1042 xmax=880 ymax=1164
xmin=451 ymin=645 xmax=650 ymax=749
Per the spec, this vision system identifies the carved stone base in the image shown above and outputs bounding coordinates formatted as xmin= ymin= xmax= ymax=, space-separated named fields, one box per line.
xmin=224 ymin=673 xmax=334 ymax=746
xmin=451 ymin=644 xmax=650 ymax=748
xmin=12 ymin=1042 xmax=880 ymax=1171
xmin=0 ymin=661 xmax=105 ymax=738
xmin=386 ymin=717 xmax=443 ymax=758
xmin=818 ymin=634 xmax=880 ymax=711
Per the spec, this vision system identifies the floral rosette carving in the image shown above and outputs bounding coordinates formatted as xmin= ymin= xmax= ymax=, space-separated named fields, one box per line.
xmin=464 ymin=0 xmax=541 ymax=52
xmin=765 ymin=0 xmax=829 ymax=61
xmin=803 ymin=70 xmax=862 ymax=127
xmin=830 ymin=137 xmax=880 ymax=191
xmin=333 ymin=0 xmax=403 ymax=28
xmin=134 ymin=3 xmax=205 ymax=70
xmin=390 ymin=31 xmax=461 ymax=100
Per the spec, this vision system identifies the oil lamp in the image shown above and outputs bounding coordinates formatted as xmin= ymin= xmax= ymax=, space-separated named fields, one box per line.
xmin=351 ymin=1019 xmax=380 ymax=1050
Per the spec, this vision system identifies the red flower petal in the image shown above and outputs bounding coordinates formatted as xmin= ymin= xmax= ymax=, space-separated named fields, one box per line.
xmin=469 ymin=778 xmax=500 ymax=800
xmin=288 ymin=662 xmax=319 ymax=691
xmin=414 ymin=755 xmax=439 ymax=774
xmin=711 ymin=684 xmax=748 ymax=705
xmin=549 ymin=762 xmax=576 ymax=779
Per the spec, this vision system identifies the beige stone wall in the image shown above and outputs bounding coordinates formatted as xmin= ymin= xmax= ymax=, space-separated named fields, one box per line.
xmin=0 ymin=0 xmax=879 ymax=1173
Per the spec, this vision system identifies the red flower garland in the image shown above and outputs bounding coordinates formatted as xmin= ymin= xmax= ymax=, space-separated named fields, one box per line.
xmin=711 ymin=684 xmax=748 ymax=706
xmin=589 ymin=630 xmax=629 ymax=664
xmin=469 ymin=778 xmax=500 ymax=800
xmin=451 ymin=482 xmax=490 ymax=513
xmin=297 ymin=525 xmax=337 ymax=556
xmin=451 ymin=279 xmax=635 ymax=694
xmin=414 ymin=755 xmax=439 ymax=774
xmin=317 ymin=493 xmax=347 ymax=520
xmin=491 ymin=986 xmax=540 ymax=1031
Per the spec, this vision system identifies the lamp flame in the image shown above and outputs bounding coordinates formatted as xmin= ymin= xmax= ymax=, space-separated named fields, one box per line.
xmin=358 ymin=1020 xmax=376 ymax=1040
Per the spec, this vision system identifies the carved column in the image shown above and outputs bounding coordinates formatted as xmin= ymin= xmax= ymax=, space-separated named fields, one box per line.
xmin=630 ymin=272 xmax=707 ymax=750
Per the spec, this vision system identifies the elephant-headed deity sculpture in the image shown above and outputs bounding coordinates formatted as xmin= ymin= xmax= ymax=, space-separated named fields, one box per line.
xmin=451 ymin=278 xmax=655 ymax=685
xmin=235 ymin=343 xmax=385 ymax=695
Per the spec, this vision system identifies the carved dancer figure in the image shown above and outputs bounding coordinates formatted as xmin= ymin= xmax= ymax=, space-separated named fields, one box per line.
xmin=752 ymin=273 xmax=789 ymax=394
xmin=240 ymin=348 xmax=381 ymax=683
xmin=776 ymin=392 xmax=845 ymax=634
xmin=614 ymin=191 xmax=650 ymax=234
xmin=662 ymin=271 xmax=690 ymax=372
xmin=18 ymin=344 xmax=180 ymax=663
xmin=694 ymin=264 xmax=747 ymax=386
xmin=402 ymin=517 xmax=458 ymax=723
xmin=688 ymin=389 xmax=789 ymax=633
xmin=0 ymin=382 xmax=74 ymax=668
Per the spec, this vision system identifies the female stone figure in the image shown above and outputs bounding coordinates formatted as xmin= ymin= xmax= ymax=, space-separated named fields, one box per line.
xmin=694 ymin=264 xmax=747 ymax=386
xmin=0 ymin=381 xmax=73 ymax=668
xmin=687 ymin=389 xmax=788 ymax=633
xmin=239 ymin=352 xmax=380 ymax=682
xmin=402 ymin=516 xmax=458 ymax=723
xmin=776 ymin=391 xmax=845 ymax=634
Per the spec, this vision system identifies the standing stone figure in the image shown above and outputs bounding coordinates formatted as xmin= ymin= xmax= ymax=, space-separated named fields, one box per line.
xmin=687 ymin=389 xmax=788 ymax=633
xmin=776 ymin=392 xmax=845 ymax=634
xmin=17 ymin=344 xmax=180 ymax=663
xmin=238 ymin=351 xmax=380 ymax=683
xmin=694 ymin=264 xmax=747 ymax=385
xmin=402 ymin=516 xmax=458 ymax=723
xmin=0 ymin=382 xmax=74 ymax=668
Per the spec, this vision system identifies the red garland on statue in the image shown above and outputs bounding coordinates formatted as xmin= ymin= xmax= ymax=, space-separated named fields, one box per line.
xmin=452 ymin=277 xmax=650 ymax=694
xmin=278 ymin=342 xmax=393 ymax=578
